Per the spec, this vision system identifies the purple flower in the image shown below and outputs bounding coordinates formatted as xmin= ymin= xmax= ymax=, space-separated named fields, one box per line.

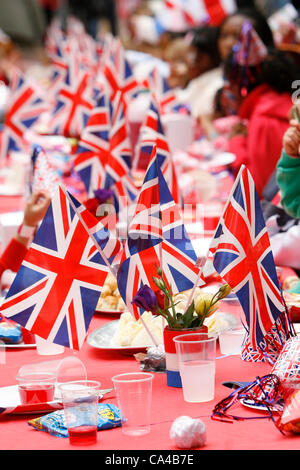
xmin=94 ymin=189 xmax=114 ymax=204
xmin=132 ymin=285 xmax=158 ymax=312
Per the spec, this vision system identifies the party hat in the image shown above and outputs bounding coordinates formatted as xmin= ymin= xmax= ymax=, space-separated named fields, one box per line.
xmin=234 ymin=20 xmax=268 ymax=67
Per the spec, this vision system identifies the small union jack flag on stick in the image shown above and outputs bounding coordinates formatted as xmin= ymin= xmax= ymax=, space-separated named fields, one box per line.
xmin=0 ymin=186 xmax=121 ymax=350
xmin=0 ymin=69 xmax=48 ymax=161
xmin=209 ymin=165 xmax=294 ymax=363
xmin=74 ymin=90 xmax=138 ymax=213
xmin=148 ymin=67 xmax=180 ymax=115
xmin=117 ymin=145 xmax=201 ymax=320
xmin=48 ymin=49 xmax=94 ymax=138
xmin=135 ymin=96 xmax=183 ymax=206
xmin=74 ymin=92 xmax=109 ymax=198
xmin=102 ymin=37 xmax=140 ymax=110
xmin=104 ymin=91 xmax=138 ymax=212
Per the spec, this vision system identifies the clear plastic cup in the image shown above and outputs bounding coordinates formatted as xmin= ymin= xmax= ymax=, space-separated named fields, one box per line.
xmin=219 ymin=326 xmax=246 ymax=356
xmin=58 ymin=380 xmax=100 ymax=446
xmin=173 ymin=333 xmax=217 ymax=403
xmin=16 ymin=371 xmax=56 ymax=405
xmin=112 ymin=372 xmax=154 ymax=436
xmin=16 ymin=357 xmax=87 ymax=400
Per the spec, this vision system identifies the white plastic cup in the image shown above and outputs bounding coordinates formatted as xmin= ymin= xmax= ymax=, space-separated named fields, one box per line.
xmin=219 ymin=327 xmax=245 ymax=356
xmin=35 ymin=335 xmax=65 ymax=355
xmin=173 ymin=333 xmax=217 ymax=403
xmin=112 ymin=372 xmax=154 ymax=436
xmin=59 ymin=380 xmax=100 ymax=446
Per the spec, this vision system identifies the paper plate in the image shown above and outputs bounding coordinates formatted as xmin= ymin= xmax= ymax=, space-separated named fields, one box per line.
xmin=0 ymin=342 xmax=36 ymax=349
xmin=0 ymin=384 xmax=63 ymax=415
xmin=87 ymin=320 xmax=151 ymax=354
xmin=94 ymin=309 xmax=124 ymax=316
xmin=240 ymin=398 xmax=283 ymax=413
xmin=0 ymin=384 xmax=109 ymax=415
xmin=201 ymin=152 xmax=236 ymax=171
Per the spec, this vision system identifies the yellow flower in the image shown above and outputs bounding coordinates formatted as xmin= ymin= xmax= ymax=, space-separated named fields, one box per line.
xmin=194 ymin=293 xmax=219 ymax=317
xmin=217 ymin=284 xmax=232 ymax=300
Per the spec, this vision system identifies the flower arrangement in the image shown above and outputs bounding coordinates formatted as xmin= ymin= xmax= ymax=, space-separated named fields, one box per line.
xmin=132 ymin=266 xmax=232 ymax=330
xmin=84 ymin=189 xmax=114 ymax=218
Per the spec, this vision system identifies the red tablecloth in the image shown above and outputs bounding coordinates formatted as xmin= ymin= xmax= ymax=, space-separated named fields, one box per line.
xmin=1 ymin=194 xmax=299 ymax=451
xmin=0 ymin=195 xmax=25 ymax=215
xmin=0 ymin=311 xmax=298 ymax=451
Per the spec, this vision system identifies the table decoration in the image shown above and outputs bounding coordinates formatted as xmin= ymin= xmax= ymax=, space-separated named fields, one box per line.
xmin=116 ymin=145 xmax=204 ymax=347
xmin=211 ymin=374 xmax=283 ymax=426
xmin=132 ymin=266 xmax=231 ymax=387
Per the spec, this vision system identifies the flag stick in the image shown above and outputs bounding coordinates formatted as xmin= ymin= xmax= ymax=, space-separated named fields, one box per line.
xmin=182 ymin=255 xmax=207 ymax=314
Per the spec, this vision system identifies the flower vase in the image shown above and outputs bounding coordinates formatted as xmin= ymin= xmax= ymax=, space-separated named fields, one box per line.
xmin=163 ymin=325 xmax=208 ymax=388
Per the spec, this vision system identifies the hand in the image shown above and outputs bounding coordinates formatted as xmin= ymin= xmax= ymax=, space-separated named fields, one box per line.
xmin=283 ymin=125 xmax=300 ymax=157
xmin=23 ymin=190 xmax=51 ymax=227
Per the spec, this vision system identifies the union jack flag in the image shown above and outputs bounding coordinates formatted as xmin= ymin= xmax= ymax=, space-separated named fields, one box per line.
xmin=74 ymin=91 xmax=138 ymax=212
xmin=47 ymin=41 xmax=69 ymax=99
xmin=271 ymin=336 xmax=300 ymax=380
xmin=48 ymin=51 xmax=94 ymax=138
xmin=117 ymin=146 xmax=201 ymax=319
xmin=148 ymin=67 xmax=179 ymax=115
xmin=0 ymin=186 xmax=117 ymax=350
xmin=135 ymin=96 xmax=182 ymax=206
xmin=74 ymin=92 xmax=109 ymax=198
xmin=163 ymin=0 xmax=236 ymax=27
xmin=104 ymin=91 xmax=138 ymax=212
xmin=102 ymin=37 xmax=140 ymax=109
xmin=209 ymin=165 xmax=292 ymax=362
xmin=66 ymin=189 xmax=123 ymax=266
xmin=0 ymin=70 xmax=47 ymax=161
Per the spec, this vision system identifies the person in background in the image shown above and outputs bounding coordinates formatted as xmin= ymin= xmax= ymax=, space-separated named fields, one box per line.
xmin=217 ymin=7 xmax=275 ymax=63
xmin=175 ymin=25 xmax=223 ymax=118
xmin=194 ymin=7 xmax=275 ymax=134
xmin=163 ymin=36 xmax=194 ymax=90
xmin=0 ymin=190 xmax=51 ymax=285
xmin=224 ymin=20 xmax=296 ymax=198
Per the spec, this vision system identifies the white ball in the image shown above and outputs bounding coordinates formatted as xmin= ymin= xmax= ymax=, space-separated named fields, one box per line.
xmin=170 ymin=416 xmax=206 ymax=449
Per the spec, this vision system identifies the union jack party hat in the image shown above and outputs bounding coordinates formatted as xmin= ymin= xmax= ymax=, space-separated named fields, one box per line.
xmin=234 ymin=20 xmax=268 ymax=67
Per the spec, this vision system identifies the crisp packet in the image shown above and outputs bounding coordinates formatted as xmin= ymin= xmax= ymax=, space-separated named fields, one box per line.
xmin=28 ymin=403 xmax=122 ymax=437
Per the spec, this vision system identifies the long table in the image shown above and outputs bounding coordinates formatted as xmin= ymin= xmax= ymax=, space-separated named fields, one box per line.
xmin=0 ymin=310 xmax=298 ymax=451
xmin=0 ymin=194 xmax=299 ymax=451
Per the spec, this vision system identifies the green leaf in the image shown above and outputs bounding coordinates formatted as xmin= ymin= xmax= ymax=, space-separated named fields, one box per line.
xmin=182 ymin=301 xmax=195 ymax=328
